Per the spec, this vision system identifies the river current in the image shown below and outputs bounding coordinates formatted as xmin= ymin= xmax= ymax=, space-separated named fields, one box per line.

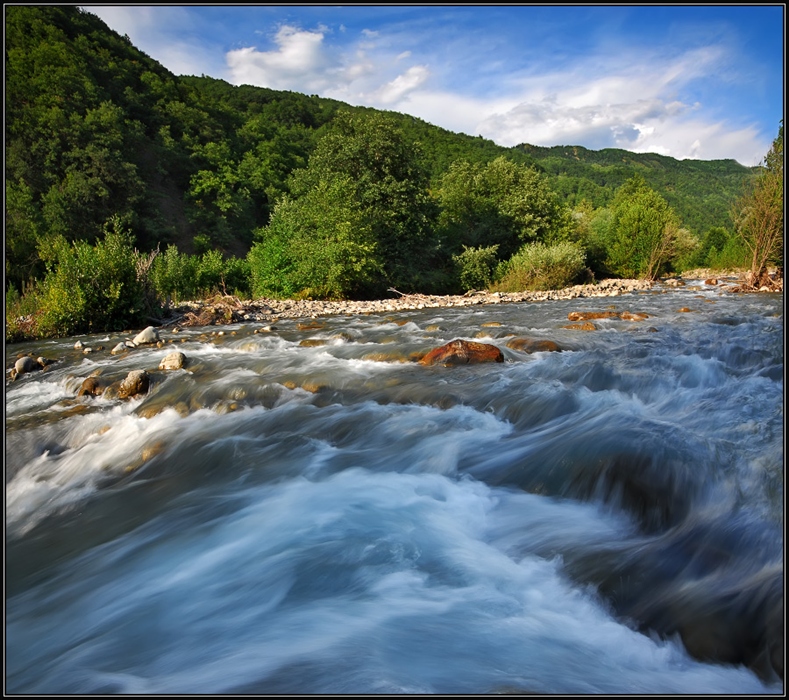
xmin=5 ymin=282 xmax=784 ymax=694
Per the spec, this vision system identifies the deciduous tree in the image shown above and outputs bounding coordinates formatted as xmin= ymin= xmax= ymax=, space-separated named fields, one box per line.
xmin=733 ymin=123 xmax=783 ymax=287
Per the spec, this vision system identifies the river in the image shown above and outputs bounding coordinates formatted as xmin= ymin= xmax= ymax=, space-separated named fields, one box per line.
xmin=5 ymin=281 xmax=783 ymax=694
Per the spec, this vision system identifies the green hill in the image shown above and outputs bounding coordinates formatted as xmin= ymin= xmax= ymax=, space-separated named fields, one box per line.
xmin=5 ymin=5 xmax=755 ymax=291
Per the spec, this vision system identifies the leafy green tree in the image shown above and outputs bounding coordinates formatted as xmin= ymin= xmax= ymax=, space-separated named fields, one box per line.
xmin=452 ymin=245 xmax=500 ymax=291
xmin=605 ymin=176 xmax=683 ymax=279
xmin=248 ymin=176 xmax=381 ymax=299
xmin=248 ymin=111 xmax=436 ymax=298
xmin=732 ymin=123 xmax=783 ymax=286
xmin=437 ymin=156 xmax=573 ymax=262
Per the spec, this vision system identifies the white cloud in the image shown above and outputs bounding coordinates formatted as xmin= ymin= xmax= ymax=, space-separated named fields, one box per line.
xmin=83 ymin=6 xmax=226 ymax=78
xmin=227 ymin=25 xmax=332 ymax=90
xmin=86 ymin=7 xmax=773 ymax=164
xmin=463 ymin=47 xmax=769 ymax=164
xmin=374 ymin=66 xmax=430 ymax=104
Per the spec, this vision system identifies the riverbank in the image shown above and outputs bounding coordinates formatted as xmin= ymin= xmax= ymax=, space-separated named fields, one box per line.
xmin=165 ymin=271 xmax=783 ymax=328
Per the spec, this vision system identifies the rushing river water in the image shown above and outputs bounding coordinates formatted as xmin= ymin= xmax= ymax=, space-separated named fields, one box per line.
xmin=5 ymin=282 xmax=784 ymax=694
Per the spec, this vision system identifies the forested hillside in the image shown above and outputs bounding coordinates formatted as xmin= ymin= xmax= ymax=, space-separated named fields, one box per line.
xmin=8 ymin=5 xmax=778 ymax=340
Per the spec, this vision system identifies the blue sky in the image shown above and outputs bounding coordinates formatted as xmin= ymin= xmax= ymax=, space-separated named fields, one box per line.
xmin=84 ymin=5 xmax=784 ymax=166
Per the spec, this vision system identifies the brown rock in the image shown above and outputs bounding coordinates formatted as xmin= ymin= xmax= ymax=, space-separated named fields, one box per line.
xmin=620 ymin=311 xmax=650 ymax=321
xmin=299 ymin=339 xmax=327 ymax=347
xmin=297 ymin=321 xmax=324 ymax=331
xmin=159 ymin=351 xmax=187 ymax=370
xmin=563 ymin=322 xmax=597 ymax=331
xmin=77 ymin=376 xmax=105 ymax=397
xmin=567 ymin=311 xmax=620 ymax=321
xmin=705 ymin=278 xmax=718 ymax=285
xmin=117 ymin=370 xmax=150 ymax=399
xmin=678 ymin=307 xmax=693 ymax=313
xmin=506 ymin=338 xmax=562 ymax=353
xmin=419 ymin=339 xmax=504 ymax=366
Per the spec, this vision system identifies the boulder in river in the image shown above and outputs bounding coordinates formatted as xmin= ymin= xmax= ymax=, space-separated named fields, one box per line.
xmin=14 ymin=356 xmax=42 ymax=375
xmin=158 ymin=351 xmax=187 ymax=370
xmin=419 ymin=339 xmax=504 ymax=366
xmin=567 ymin=311 xmax=620 ymax=321
xmin=506 ymin=338 xmax=562 ymax=353
xmin=77 ymin=376 xmax=105 ymax=397
xmin=133 ymin=326 xmax=159 ymax=346
xmin=117 ymin=370 xmax=150 ymax=399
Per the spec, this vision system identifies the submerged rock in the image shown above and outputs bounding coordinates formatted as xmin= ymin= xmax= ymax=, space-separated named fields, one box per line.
xmin=567 ymin=311 xmax=620 ymax=321
xmin=506 ymin=338 xmax=562 ymax=353
xmin=419 ymin=339 xmax=504 ymax=366
xmin=620 ymin=311 xmax=650 ymax=321
xmin=563 ymin=322 xmax=598 ymax=331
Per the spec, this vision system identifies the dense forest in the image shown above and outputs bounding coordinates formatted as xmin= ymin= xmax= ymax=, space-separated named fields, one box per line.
xmin=5 ymin=6 xmax=781 ymax=340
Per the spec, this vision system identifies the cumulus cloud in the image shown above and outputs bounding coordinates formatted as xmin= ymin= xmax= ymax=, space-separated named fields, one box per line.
xmin=227 ymin=25 xmax=333 ymax=90
xmin=86 ymin=7 xmax=774 ymax=164
xmin=470 ymin=47 xmax=769 ymax=164
xmin=374 ymin=66 xmax=430 ymax=104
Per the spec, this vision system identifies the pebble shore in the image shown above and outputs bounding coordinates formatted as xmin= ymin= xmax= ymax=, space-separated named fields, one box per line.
xmin=168 ymin=278 xmax=658 ymax=326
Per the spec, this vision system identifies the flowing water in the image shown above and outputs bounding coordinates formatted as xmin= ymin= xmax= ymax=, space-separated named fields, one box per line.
xmin=5 ymin=283 xmax=784 ymax=694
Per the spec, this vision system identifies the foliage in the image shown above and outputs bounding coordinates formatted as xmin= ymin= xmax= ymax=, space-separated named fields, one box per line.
xmin=452 ymin=245 xmax=500 ymax=292
xmin=437 ymin=157 xmax=573 ymax=262
xmin=604 ymin=176 xmax=683 ymax=280
xmin=494 ymin=241 xmax=586 ymax=292
xmin=249 ymin=112 xmax=435 ymax=298
xmin=515 ymin=143 xmax=755 ymax=236
xmin=707 ymin=235 xmax=750 ymax=270
xmin=248 ymin=176 xmax=382 ymax=300
xmin=34 ymin=217 xmax=148 ymax=337
xmin=732 ymin=123 xmax=783 ymax=284
xmin=149 ymin=245 xmax=251 ymax=302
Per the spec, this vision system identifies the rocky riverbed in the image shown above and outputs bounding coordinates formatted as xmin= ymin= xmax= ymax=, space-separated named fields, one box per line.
xmin=5 ymin=273 xmax=783 ymax=694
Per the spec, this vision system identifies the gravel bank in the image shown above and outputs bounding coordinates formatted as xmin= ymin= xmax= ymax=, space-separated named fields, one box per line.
xmin=167 ymin=278 xmax=658 ymax=326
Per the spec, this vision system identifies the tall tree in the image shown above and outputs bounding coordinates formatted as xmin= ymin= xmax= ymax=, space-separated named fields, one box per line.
xmin=733 ymin=123 xmax=783 ymax=287
xmin=605 ymin=175 xmax=683 ymax=280
xmin=248 ymin=111 xmax=437 ymax=298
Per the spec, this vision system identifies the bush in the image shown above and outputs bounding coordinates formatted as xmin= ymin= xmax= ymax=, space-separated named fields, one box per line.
xmin=708 ymin=235 xmax=750 ymax=270
xmin=452 ymin=244 xmax=499 ymax=291
xmin=150 ymin=245 xmax=251 ymax=301
xmin=247 ymin=178 xmax=383 ymax=300
xmin=5 ymin=280 xmax=42 ymax=342
xmin=150 ymin=245 xmax=200 ymax=301
xmin=494 ymin=241 xmax=586 ymax=292
xmin=35 ymin=217 xmax=147 ymax=337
